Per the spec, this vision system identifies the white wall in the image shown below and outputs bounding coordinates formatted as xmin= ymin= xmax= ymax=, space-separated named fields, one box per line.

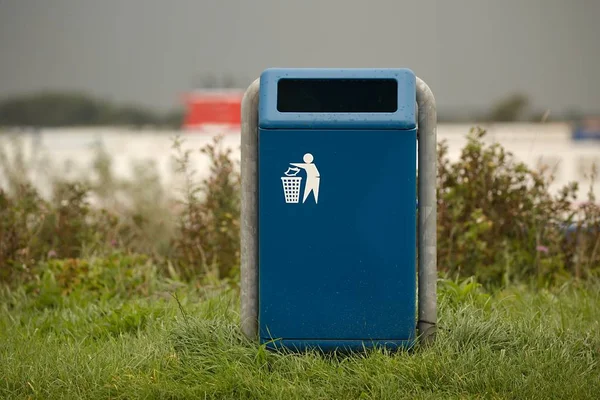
xmin=1 ymin=123 xmax=599 ymax=203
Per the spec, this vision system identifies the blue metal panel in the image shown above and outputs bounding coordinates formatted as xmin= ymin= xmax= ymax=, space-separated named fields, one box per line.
xmin=258 ymin=128 xmax=417 ymax=349
xmin=258 ymin=68 xmax=416 ymax=130
xmin=265 ymin=339 xmax=415 ymax=353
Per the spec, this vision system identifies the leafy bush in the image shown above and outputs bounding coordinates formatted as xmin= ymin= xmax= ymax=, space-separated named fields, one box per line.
xmin=0 ymin=137 xmax=126 ymax=280
xmin=0 ymin=133 xmax=240 ymax=286
xmin=2 ymin=126 xmax=599 ymax=290
xmin=437 ymin=127 xmax=600 ymax=287
xmin=0 ymin=181 xmax=121 ymax=281
xmin=22 ymin=253 xmax=163 ymax=308
xmin=169 ymin=135 xmax=241 ymax=281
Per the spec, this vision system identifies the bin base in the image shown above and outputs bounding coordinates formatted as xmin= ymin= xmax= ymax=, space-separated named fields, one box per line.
xmin=261 ymin=338 xmax=416 ymax=353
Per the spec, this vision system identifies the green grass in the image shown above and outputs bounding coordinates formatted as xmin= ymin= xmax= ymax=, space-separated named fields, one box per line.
xmin=1 ymin=279 xmax=599 ymax=399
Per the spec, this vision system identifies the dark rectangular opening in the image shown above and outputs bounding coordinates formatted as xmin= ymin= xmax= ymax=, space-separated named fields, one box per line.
xmin=277 ymin=78 xmax=398 ymax=113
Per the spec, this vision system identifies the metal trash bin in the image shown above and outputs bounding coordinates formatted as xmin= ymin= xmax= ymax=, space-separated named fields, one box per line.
xmin=240 ymin=68 xmax=438 ymax=352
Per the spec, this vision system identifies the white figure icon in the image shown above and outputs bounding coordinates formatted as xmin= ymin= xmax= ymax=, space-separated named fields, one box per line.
xmin=290 ymin=153 xmax=320 ymax=204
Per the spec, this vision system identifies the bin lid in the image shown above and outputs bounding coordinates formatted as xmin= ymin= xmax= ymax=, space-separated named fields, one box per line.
xmin=258 ymin=68 xmax=416 ymax=130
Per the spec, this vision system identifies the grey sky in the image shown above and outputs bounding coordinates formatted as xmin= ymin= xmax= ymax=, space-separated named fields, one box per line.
xmin=1 ymin=0 xmax=599 ymax=115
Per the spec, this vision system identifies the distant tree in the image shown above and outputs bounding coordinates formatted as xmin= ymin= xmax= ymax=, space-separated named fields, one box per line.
xmin=221 ymin=74 xmax=238 ymax=88
xmin=0 ymin=91 xmax=182 ymax=128
xmin=487 ymin=93 xmax=530 ymax=122
xmin=562 ymin=109 xmax=584 ymax=122
xmin=0 ymin=92 xmax=107 ymax=127
xmin=199 ymin=73 xmax=219 ymax=89
xmin=162 ymin=110 xmax=185 ymax=128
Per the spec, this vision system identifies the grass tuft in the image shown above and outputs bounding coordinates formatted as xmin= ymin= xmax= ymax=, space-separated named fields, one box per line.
xmin=2 ymin=279 xmax=598 ymax=399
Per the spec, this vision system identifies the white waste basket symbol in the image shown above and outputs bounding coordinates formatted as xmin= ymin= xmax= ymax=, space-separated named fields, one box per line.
xmin=281 ymin=167 xmax=302 ymax=203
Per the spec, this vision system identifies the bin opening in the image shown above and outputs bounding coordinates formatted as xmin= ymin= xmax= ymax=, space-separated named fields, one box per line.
xmin=277 ymin=78 xmax=398 ymax=113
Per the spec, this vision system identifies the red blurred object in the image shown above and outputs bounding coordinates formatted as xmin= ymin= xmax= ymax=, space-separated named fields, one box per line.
xmin=182 ymin=89 xmax=244 ymax=132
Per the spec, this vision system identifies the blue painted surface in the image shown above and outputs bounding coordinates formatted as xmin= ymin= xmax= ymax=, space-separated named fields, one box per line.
xmin=264 ymin=339 xmax=415 ymax=353
xmin=259 ymin=68 xmax=416 ymax=130
xmin=257 ymin=68 xmax=417 ymax=352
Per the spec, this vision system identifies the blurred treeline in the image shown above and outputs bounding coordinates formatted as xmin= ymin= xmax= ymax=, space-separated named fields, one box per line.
xmin=0 ymin=92 xmax=184 ymax=128
xmin=439 ymin=93 xmax=585 ymax=123
xmin=0 ymin=90 xmax=589 ymax=128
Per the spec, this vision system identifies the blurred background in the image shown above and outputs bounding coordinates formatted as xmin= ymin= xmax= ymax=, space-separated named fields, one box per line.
xmin=1 ymin=0 xmax=599 ymax=198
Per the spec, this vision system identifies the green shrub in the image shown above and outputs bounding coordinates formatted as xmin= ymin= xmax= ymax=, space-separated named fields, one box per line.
xmin=169 ymin=135 xmax=241 ymax=281
xmin=0 ymin=138 xmax=127 ymax=281
xmin=0 ymin=133 xmax=241 ymax=286
xmin=437 ymin=127 xmax=600 ymax=287
xmin=2 ymin=126 xmax=599 ymax=290
xmin=0 ymin=178 xmax=133 ymax=282
xmin=83 ymin=141 xmax=176 ymax=257
xmin=20 ymin=253 xmax=172 ymax=308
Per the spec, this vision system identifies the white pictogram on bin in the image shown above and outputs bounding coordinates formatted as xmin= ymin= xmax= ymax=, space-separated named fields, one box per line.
xmin=281 ymin=153 xmax=320 ymax=204
xmin=281 ymin=167 xmax=302 ymax=203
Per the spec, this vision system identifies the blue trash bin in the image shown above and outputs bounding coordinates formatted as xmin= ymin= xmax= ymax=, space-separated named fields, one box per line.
xmin=256 ymin=68 xmax=418 ymax=352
